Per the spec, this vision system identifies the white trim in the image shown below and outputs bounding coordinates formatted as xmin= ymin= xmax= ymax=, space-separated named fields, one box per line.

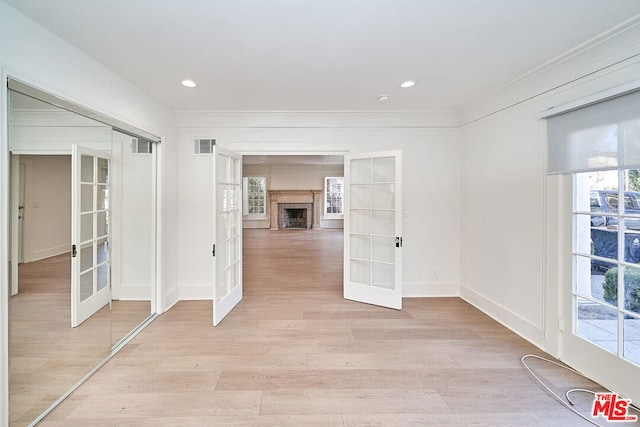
xmin=176 ymin=110 xmax=459 ymax=129
xmin=25 ymin=243 xmax=71 ymax=263
xmin=460 ymin=284 xmax=545 ymax=349
xmin=164 ymin=283 xmax=180 ymax=312
xmin=10 ymin=154 xmax=19 ymax=296
xmin=152 ymin=139 xmax=161 ymax=314
xmin=458 ymin=20 xmax=640 ymax=126
xmin=1 ymin=66 xmax=10 ymax=427
xmin=539 ymin=79 xmax=640 ymax=118
xmin=10 ymin=149 xmax=72 ymax=155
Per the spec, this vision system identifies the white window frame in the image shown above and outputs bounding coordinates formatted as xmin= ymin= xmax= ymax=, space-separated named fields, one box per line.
xmin=242 ymin=176 xmax=267 ymax=218
xmin=324 ymin=176 xmax=344 ymax=218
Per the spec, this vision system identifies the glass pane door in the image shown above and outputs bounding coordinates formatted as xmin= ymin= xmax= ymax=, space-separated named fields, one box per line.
xmin=560 ymin=169 xmax=640 ymax=405
xmin=344 ymin=151 xmax=402 ymax=309
xmin=71 ymin=145 xmax=111 ymax=327
xmin=213 ymin=146 xmax=243 ymax=326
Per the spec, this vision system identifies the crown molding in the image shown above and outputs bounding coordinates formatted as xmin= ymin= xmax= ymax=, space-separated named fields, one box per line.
xmin=174 ymin=110 xmax=459 ymax=129
xmin=458 ymin=14 xmax=640 ymax=126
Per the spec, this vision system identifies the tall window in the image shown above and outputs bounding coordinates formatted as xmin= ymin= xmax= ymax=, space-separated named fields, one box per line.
xmin=324 ymin=177 xmax=344 ymax=216
xmin=242 ymin=177 xmax=266 ymax=217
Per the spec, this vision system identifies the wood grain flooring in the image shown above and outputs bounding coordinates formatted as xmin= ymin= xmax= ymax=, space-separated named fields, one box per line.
xmin=33 ymin=229 xmax=639 ymax=426
xmin=9 ymin=253 xmax=150 ymax=426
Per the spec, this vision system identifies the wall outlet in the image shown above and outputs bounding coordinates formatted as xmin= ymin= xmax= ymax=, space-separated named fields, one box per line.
xmin=431 ymin=268 xmax=439 ymax=279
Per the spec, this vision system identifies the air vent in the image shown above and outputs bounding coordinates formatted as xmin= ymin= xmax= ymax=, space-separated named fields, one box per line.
xmin=130 ymin=138 xmax=153 ymax=154
xmin=194 ymin=138 xmax=216 ymax=154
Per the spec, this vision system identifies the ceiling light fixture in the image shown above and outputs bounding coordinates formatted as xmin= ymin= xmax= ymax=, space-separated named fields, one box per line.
xmin=181 ymin=79 xmax=197 ymax=88
xmin=377 ymin=95 xmax=390 ymax=103
xmin=400 ymin=80 xmax=416 ymax=88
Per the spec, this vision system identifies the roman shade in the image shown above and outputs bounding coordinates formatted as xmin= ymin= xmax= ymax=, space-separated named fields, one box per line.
xmin=546 ymin=89 xmax=640 ymax=174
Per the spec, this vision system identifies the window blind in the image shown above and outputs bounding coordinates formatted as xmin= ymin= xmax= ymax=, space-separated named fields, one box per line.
xmin=546 ymin=89 xmax=640 ymax=174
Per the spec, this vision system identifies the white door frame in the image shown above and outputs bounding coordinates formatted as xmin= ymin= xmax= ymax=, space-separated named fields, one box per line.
xmin=9 ymin=154 xmax=19 ymax=296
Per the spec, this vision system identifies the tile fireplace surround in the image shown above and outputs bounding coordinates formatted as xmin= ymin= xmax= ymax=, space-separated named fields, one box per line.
xmin=268 ymin=190 xmax=323 ymax=230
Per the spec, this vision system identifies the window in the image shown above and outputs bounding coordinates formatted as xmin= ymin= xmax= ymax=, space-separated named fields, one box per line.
xmin=324 ymin=177 xmax=344 ymax=216
xmin=574 ymin=169 xmax=640 ymax=365
xmin=242 ymin=177 xmax=266 ymax=217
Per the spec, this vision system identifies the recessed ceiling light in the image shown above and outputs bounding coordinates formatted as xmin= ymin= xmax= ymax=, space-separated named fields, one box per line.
xmin=377 ymin=95 xmax=390 ymax=103
xmin=400 ymin=80 xmax=416 ymax=88
xmin=181 ymin=79 xmax=197 ymax=88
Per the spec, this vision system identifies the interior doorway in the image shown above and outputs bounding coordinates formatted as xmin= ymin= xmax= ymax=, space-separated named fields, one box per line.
xmin=242 ymin=154 xmax=344 ymax=298
xmin=13 ymin=154 xmax=72 ymax=269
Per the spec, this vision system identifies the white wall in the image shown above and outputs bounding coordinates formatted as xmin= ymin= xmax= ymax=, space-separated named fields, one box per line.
xmin=458 ymin=19 xmax=640 ymax=354
xmin=19 ymin=155 xmax=71 ymax=262
xmin=177 ymin=116 xmax=461 ymax=300
xmin=243 ymin=163 xmax=345 ymax=229
xmin=9 ymin=108 xmax=112 ymax=153
xmin=0 ymin=2 xmax=179 ymax=423
xmin=0 ymin=0 xmax=179 ymax=312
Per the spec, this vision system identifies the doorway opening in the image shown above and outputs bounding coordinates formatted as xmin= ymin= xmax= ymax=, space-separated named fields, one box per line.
xmin=241 ymin=154 xmax=346 ymax=298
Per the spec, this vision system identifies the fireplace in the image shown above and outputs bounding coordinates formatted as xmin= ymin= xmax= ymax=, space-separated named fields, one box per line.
xmin=284 ymin=208 xmax=307 ymax=228
xmin=268 ymin=190 xmax=323 ymax=230
xmin=278 ymin=203 xmax=312 ymax=229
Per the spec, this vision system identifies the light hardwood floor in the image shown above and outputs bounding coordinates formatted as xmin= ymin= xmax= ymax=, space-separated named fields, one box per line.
xmin=9 ymin=253 xmax=150 ymax=426
xmin=35 ymin=229 xmax=639 ymax=426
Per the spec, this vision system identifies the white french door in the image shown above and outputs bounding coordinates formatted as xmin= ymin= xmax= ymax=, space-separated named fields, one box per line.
xmin=344 ymin=151 xmax=402 ymax=309
xmin=71 ymin=145 xmax=111 ymax=327
xmin=213 ymin=146 xmax=243 ymax=326
xmin=558 ymin=172 xmax=640 ymax=405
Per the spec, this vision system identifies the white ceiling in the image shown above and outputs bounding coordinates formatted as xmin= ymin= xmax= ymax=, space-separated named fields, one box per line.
xmin=5 ymin=0 xmax=640 ymax=112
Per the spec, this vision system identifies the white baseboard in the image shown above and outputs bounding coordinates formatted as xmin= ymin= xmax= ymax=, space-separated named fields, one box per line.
xmin=179 ymin=283 xmax=213 ymax=300
xmin=164 ymin=286 xmax=180 ymax=311
xmin=403 ymin=282 xmax=460 ymax=297
xmin=26 ymin=243 xmax=71 ymax=263
xmin=459 ymin=284 xmax=544 ymax=348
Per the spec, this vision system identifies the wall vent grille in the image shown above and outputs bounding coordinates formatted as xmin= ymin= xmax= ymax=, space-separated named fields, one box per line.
xmin=194 ymin=138 xmax=216 ymax=154
xmin=130 ymin=138 xmax=153 ymax=154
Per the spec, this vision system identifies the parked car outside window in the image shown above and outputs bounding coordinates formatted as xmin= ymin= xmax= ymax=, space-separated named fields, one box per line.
xmin=590 ymin=190 xmax=640 ymax=230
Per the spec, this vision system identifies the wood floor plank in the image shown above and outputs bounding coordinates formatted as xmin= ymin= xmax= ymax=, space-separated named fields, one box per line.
xmin=30 ymin=229 xmax=621 ymax=426
xmin=59 ymin=391 xmax=263 ymax=419
xmin=259 ymin=389 xmax=448 ymax=415
xmin=215 ymin=369 xmax=386 ymax=391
